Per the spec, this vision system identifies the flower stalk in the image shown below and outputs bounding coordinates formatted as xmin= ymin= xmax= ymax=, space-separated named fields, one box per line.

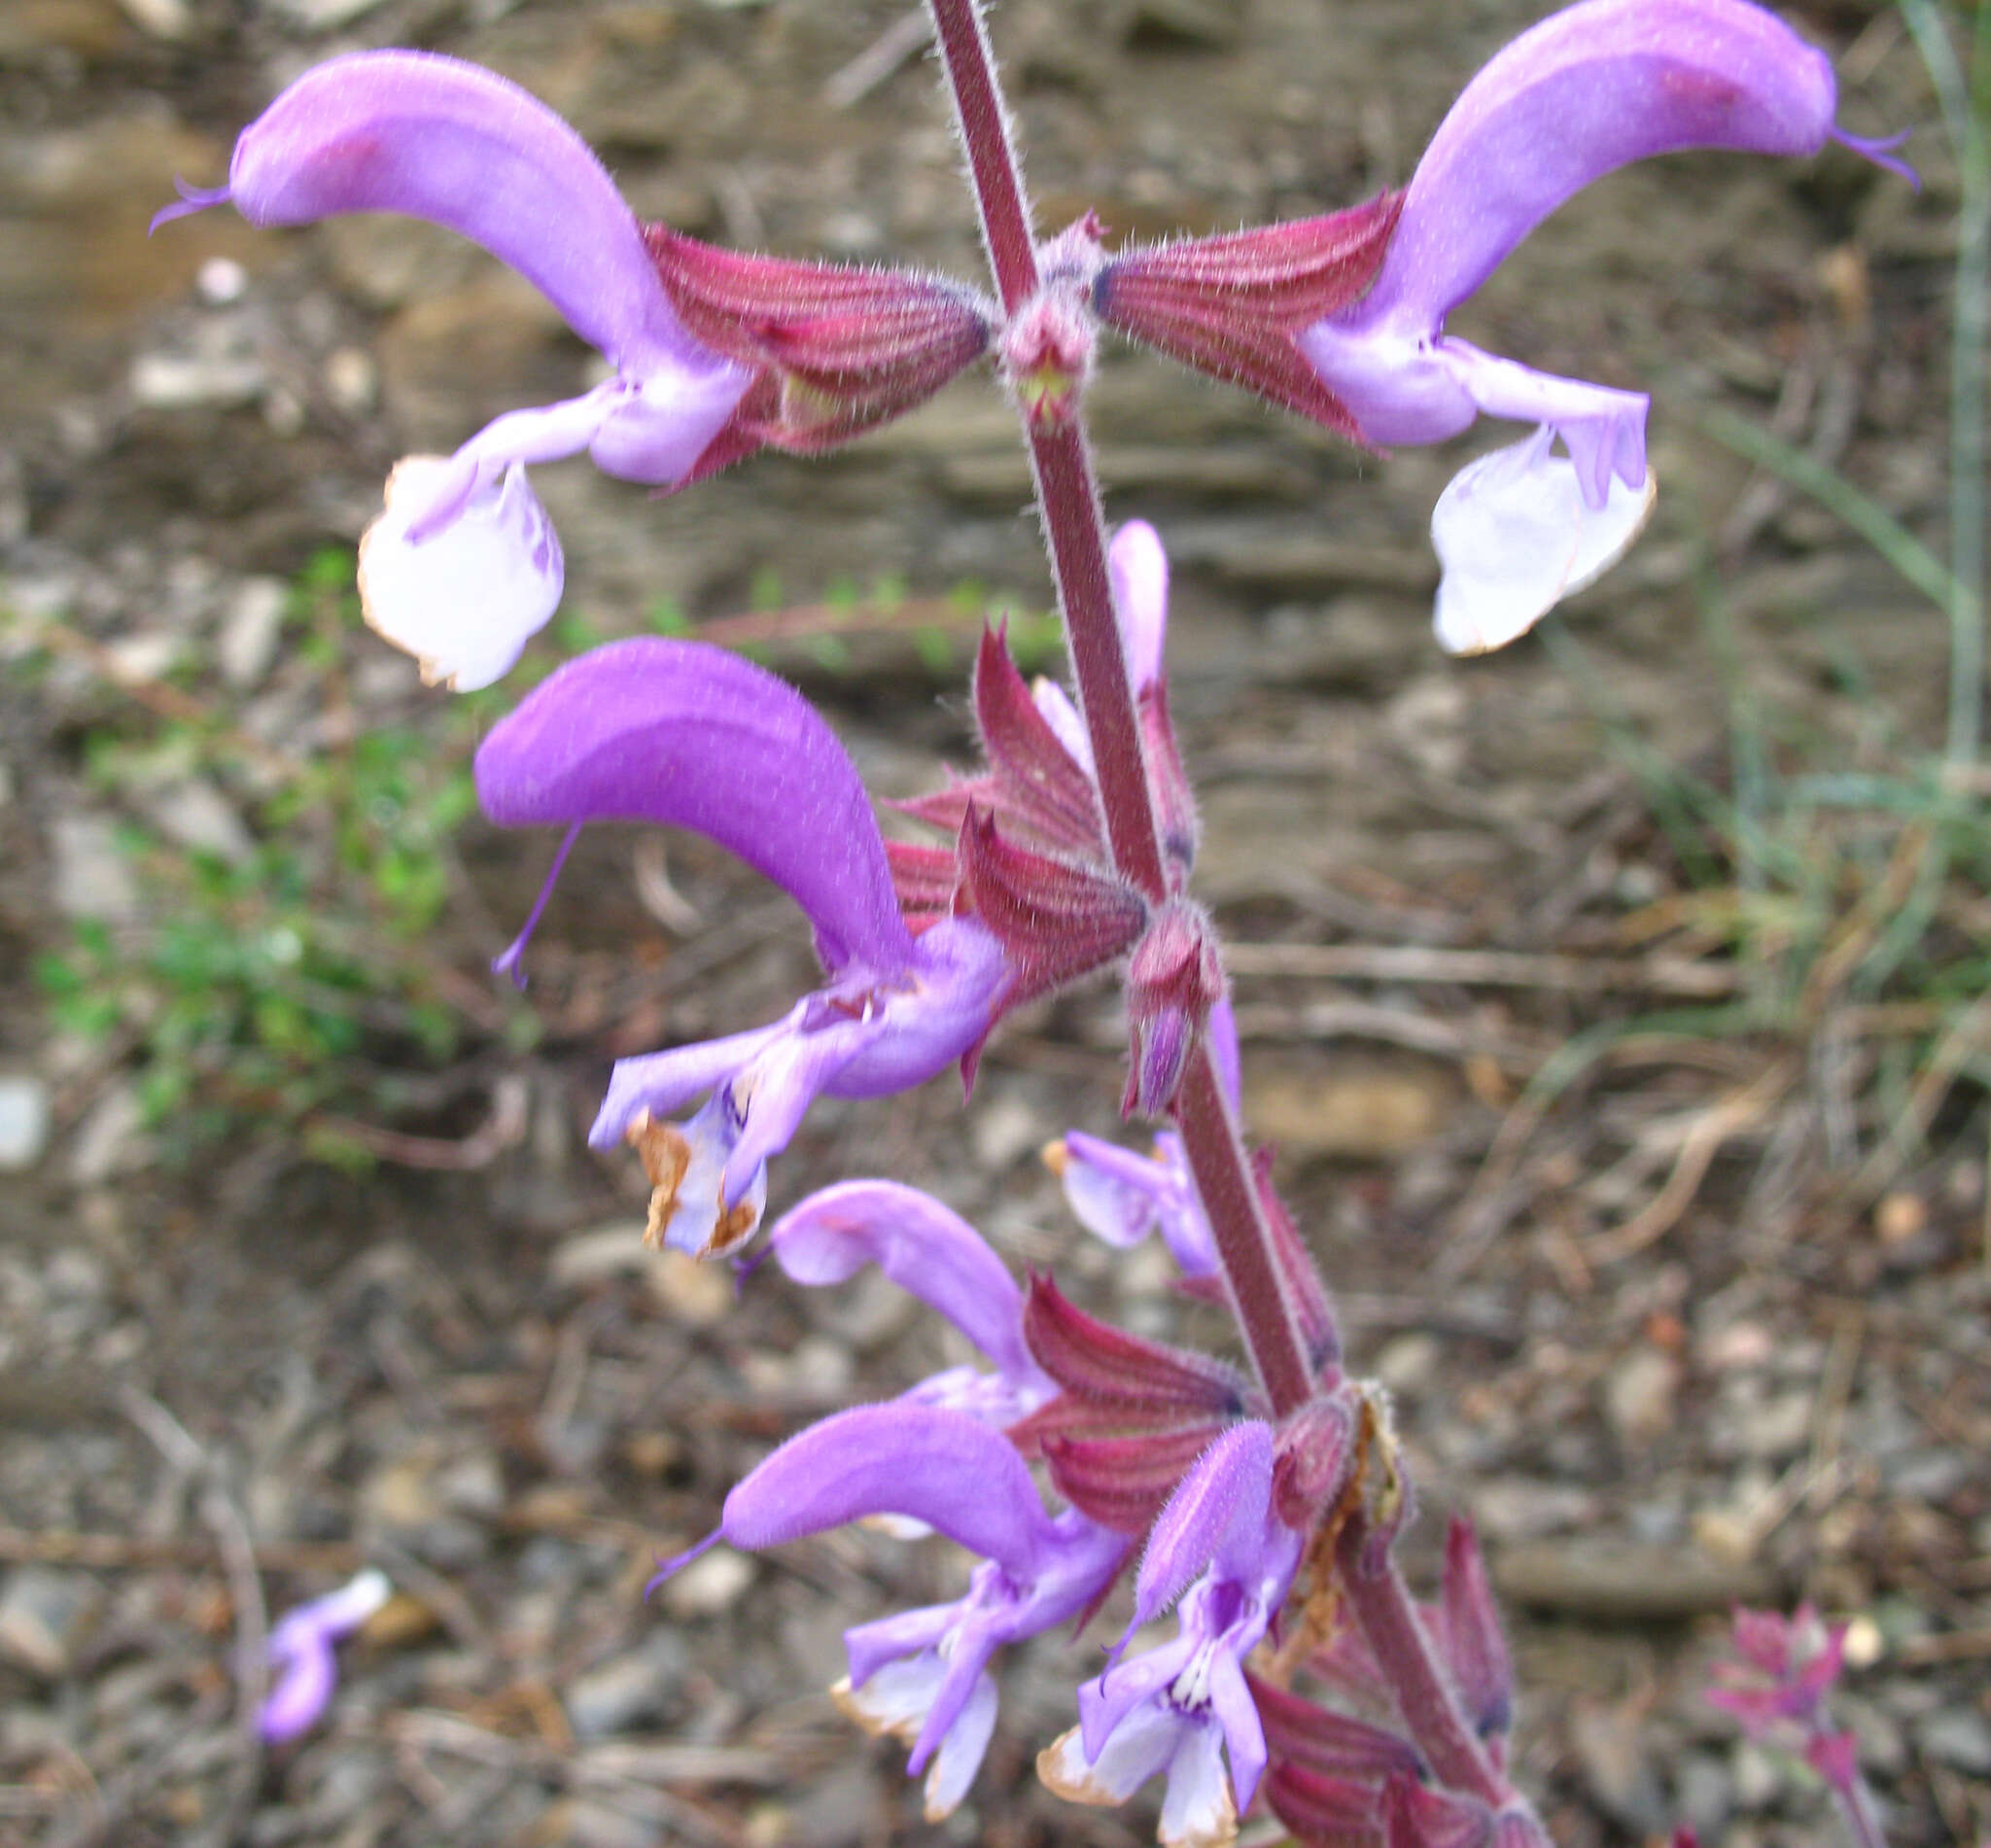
xmin=926 ymin=0 xmax=1316 ymax=1422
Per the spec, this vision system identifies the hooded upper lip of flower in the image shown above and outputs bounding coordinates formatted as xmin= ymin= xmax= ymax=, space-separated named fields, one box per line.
xmin=1291 ymin=0 xmax=1908 ymax=657
xmin=475 ymin=637 xmax=1008 ymax=1257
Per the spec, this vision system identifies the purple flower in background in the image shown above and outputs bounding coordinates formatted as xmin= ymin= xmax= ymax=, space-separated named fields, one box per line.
xmin=1040 ymin=1422 xmax=1301 ymax=1847
xmin=476 ymin=639 xmax=1008 ymax=1256
xmin=1291 ymin=0 xmax=1908 ymax=654
xmin=156 ymin=52 xmax=750 ymax=689
xmin=659 ymin=1404 xmax=1126 ymax=1819
xmin=769 ymin=1180 xmax=1056 ymax=1426
xmin=259 ymin=1568 xmax=392 ymax=1743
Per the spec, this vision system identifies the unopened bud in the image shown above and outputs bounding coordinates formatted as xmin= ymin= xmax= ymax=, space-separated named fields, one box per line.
xmin=1124 ymin=896 xmax=1224 ymax=1116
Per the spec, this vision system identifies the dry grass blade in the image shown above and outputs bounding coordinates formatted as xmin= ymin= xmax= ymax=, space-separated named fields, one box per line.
xmin=1581 ymin=1059 xmax=1796 ymax=1265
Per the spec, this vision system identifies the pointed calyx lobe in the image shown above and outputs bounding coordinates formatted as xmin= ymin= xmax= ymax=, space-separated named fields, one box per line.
xmin=1095 ymin=192 xmax=1404 ymax=439
xmin=1008 ymin=1273 xmax=1262 ymax=1535
xmin=646 ymin=227 xmax=996 ymax=480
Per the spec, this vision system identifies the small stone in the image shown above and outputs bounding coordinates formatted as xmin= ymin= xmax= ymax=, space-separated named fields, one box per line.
xmin=107 ymin=639 xmax=185 ymax=695
xmin=195 ymin=257 xmax=245 ymax=304
xmin=271 ymin=0 xmax=394 ymax=27
xmin=1570 ymin=1696 xmax=1666 ymax=1833
xmin=1606 ymin=1344 xmax=1680 ymax=1445
xmin=1123 ymin=0 xmax=1241 ymax=48
xmin=1245 ymin=1059 xmax=1450 ymax=1158
xmin=660 ymin=1547 xmax=753 ymax=1618
xmin=324 ymin=346 xmax=377 ymax=414
xmin=69 ymin=1083 xmax=147 ymax=1185
xmin=129 ymin=349 xmax=266 ymax=410
xmin=565 ymin=1650 xmax=674 ymax=1740
xmin=0 ymin=1568 xmax=102 ymax=1676
xmin=0 ymin=1076 xmax=52 ymax=1171
xmin=119 ymin=0 xmax=192 ymax=38
xmin=644 ymin=1247 xmax=735 ymax=1327
xmin=1918 ymin=1709 xmax=1991 ymax=1775
xmin=1375 ymin=1332 xmax=1440 ymax=1395
xmin=148 ymin=778 xmax=253 ymax=863
xmin=971 ymin=1090 xmax=1041 ymax=1169
xmin=1730 ymin=1739 xmax=1784 ymax=1807
xmin=1674 ymin=1751 xmax=1732 ymax=1839
xmin=217 ymin=577 xmax=286 ymax=690
xmin=1873 ymin=1191 xmax=1926 ymax=1244
xmin=550 ymin=1222 xmax=651 ymax=1287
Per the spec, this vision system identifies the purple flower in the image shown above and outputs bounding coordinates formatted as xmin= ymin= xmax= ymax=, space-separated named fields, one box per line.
xmin=1047 ymin=995 xmax=1239 ymax=1277
xmin=1299 ymin=0 xmax=1908 ymax=655
xmin=663 ymin=1404 xmax=1126 ymax=1819
xmin=259 ymin=1567 xmax=393 ymax=1744
xmin=156 ymin=52 xmax=751 ymax=689
xmin=476 ymin=639 xmax=1008 ymax=1256
xmin=769 ymin=1180 xmax=1056 ymax=1426
xmin=1039 ymin=1422 xmax=1302 ymax=1847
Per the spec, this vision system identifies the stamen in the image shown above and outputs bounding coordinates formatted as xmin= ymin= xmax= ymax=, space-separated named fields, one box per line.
xmin=646 ymin=1526 xmax=721 ymax=1597
xmin=1830 ymin=125 xmax=1918 ymax=190
xmin=149 ymin=178 xmax=232 ymax=235
xmin=491 ymin=819 xmax=583 ymax=989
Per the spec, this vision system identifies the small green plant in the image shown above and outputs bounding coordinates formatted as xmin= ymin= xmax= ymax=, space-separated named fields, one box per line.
xmin=32 ymin=548 xmax=501 ymax=1161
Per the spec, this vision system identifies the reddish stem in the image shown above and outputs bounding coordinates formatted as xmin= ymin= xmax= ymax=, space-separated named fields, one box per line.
xmin=1335 ymin=1517 xmax=1509 ymax=1808
xmin=925 ymin=0 xmax=1313 ymax=1416
xmin=1170 ymin=1045 xmax=1312 ymax=1415
xmin=1027 ymin=427 xmax=1169 ymax=901
xmin=926 ymin=0 xmax=1039 ymax=313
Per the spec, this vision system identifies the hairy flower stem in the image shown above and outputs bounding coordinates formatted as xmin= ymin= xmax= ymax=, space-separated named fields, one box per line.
xmin=1335 ymin=1517 xmax=1509 ymax=1809
xmin=926 ymin=0 xmax=1315 ymax=1417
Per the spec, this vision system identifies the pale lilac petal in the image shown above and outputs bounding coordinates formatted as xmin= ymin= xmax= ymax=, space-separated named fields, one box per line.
xmin=720 ymin=1404 xmax=1061 ymax=1575
xmin=1437 ymin=340 xmax=1648 ymax=507
xmin=1108 ymin=519 xmax=1170 ymax=690
xmin=476 ymin=639 xmax=912 ymax=974
xmin=207 ymin=51 xmax=715 ymax=375
xmin=844 ymin=1605 xmax=959 ymax=1690
xmin=1061 ymin=1133 xmax=1163 ymax=1247
xmin=1206 ymin=1648 xmax=1268 ymax=1810
xmin=259 ymin=1636 xmax=336 ymax=1743
xmin=1156 ymin=1722 xmax=1238 ymax=1848
xmin=922 ymin=1673 xmax=999 ymax=1819
xmin=645 ymin=1089 xmax=769 ymax=1257
xmin=358 ymin=457 xmax=561 ymax=691
xmin=591 ymin=1018 xmax=793 ymax=1148
xmin=717 ymin=1018 xmax=870 ymax=1205
xmin=1032 ymin=677 xmax=1094 ymax=772
xmin=840 ymin=1652 xmax=945 ymax=1734
xmin=1431 ymin=429 xmax=1657 ymax=654
xmin=1354 ymin=0 xmax=1838 ymax=332
xmin=1083 ymin=1637 xmax=1199 ymax=1759
xmin=770 ymin=1181 xmax=1037 ymax=1383
xmin=1134 ymin=1422 xmax=1275 ymax=1630
xmin=1058 ymin=1701 xmax=1190 ymax=1803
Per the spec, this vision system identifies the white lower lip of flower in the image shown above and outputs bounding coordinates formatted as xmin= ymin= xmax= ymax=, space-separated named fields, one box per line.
xmin=359 ymin=456 xmax=563 ymax=691
xmin=1431 ymin=431 xmax=1658 ymax=655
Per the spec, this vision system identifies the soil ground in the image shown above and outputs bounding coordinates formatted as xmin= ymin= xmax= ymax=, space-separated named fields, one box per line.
xmin=1 ymin=1 xmax=1986 ymax=1845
